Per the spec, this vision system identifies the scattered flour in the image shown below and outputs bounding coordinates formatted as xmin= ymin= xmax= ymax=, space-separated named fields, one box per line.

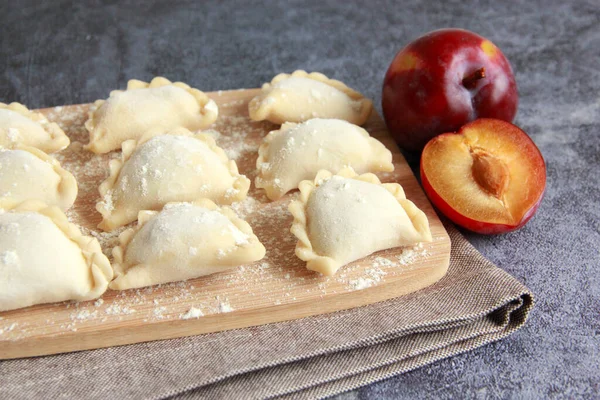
xmin=7 ymin=128 xmax=20 ymax=142
xmin=345 ymin=244 xmax=429 ymax=291
xmin=71 ymin=309 xmax=98 ymax=321
xmin=153 ymin=306 xmax=167 ymax=319
xmin=210 ymin=115 xmax=260 ymax=160
xmin=348 ymin=264 xmax=387 ymax=290
xmin=0 ymin=250 xmax=19 ymax=265
xmin=217 ymin=298 xmax=234 ymax=313
xmin=105 ymin=304 xmax=136 ymax=316
xmin=0 ymin=323 xmax=17 ymax=335
xmin=230 ymin=197 xmax=260 ymax=219
xmin=181 ymin=307 xmax=204 ymax=320
xmin=396 ymin=243 xmax=429 ymax=266
xmin=99 ymin=191 xmax=114 ymax=212
xmin=349 ymin=277 xmax=371 ymax=290
xmin=373 ymin=256 xmax=396 ymax=267
xmin=88 ymin=227 xmax=127 ymax=257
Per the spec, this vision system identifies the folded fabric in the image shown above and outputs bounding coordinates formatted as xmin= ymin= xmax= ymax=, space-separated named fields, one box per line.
xmin=0 ymin=222 xmax=533 ymax=400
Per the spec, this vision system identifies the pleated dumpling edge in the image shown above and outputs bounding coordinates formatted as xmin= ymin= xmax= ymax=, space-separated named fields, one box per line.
xmin=0 ymin=200 xmax=113 ymax=312
xmin=0 ymin=145 xmax=78 ymax=211
xmin=96 ymin=127 xmax=250 ymax=231
xmin=84 ymin=76 xmax=219 ymax=154
xmin=255 ymin=118 xmax=394 ymax=201
xmin=248 ymin=70 xmax=373 ymax=125
xmin=110 ymin=199 xmax=266 ymax=290
xmin=0 ymin=102 xmax=70 ymax=153
xmin=289 ymin=167 xmax=432 ymax=276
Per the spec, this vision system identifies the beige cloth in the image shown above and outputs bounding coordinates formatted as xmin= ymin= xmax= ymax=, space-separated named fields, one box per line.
xmin=0 ymin=223 xmax=533 ymax=399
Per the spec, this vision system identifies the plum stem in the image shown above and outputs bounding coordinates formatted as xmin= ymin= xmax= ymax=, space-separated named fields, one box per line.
xmin=462 ymin=67 xmax=486 ymax=89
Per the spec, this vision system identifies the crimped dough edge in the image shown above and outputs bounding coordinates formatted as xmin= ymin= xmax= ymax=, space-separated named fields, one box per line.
xmin=84 ymin=76 xmax=219 ymax=154
xmin=255 ymin=120 xmax=395 ymax=201
xmin=0 ymin=199 xmax=113 ymax=304
xmin=96 ymin=127 xmax=250 ymax=232
xmin=110 ymin=198 xmax=266 ymax=290
xmin=254 ymin=122 xmax=293 ymax=201
xmin=0 ymin=102 xmax=70 ymax=153
xmin=288 ymin=167 xmax=432 ymax=276
xmin=0 ymin=145 xmax=78 ymax=211
xmin=248 ymin=70 xmax=373 ymax=125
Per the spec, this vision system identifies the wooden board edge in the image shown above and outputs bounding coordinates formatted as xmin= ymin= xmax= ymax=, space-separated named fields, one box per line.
xmin=0 ymin=249 xmax=449 ymax=360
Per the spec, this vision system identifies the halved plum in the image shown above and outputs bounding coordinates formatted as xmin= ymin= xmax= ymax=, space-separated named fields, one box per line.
xmin=420 ymin=118 xmax=546 ymax=234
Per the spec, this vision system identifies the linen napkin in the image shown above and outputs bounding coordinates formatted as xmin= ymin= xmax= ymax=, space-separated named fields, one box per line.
xmin=0 ymin=222 xmax=533 ymax=399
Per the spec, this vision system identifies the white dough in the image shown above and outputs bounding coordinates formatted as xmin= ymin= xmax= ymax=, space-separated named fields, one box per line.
xmin=0 ymin=102 xmax=69 ymax=153
xmin=0 ymin=146 xmax=77 ymax=210
xmin=110 ymin=200 xmax=266 ymax=290
xmin=97 ymin=128 xmax=250 ymax=231
xmin=85 ymin=77 xmax=218 ymax=153
xmin=289 ymin=168 xmax=432 ymax=276
xmin=256 ymin=118 xmax=394 ymax=200
xmin=0 ymin=201 xmax=112 ymax=312
xmin=249 ymin=70 xmax=373 ymax=125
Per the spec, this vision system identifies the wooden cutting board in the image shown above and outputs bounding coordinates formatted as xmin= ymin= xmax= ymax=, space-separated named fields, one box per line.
xmin=0 ymin=89 xmax=450 ymax=360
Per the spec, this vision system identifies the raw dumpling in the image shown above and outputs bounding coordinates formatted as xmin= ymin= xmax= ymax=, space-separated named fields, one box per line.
xmin=0 ymin=200 xmax=112 ymax=312
xmin=0 ymin=146 xmax=77 ymax=210
xmin=110 ymin=199 xmax=266 ymax=290
xmin=85 ymin=77 xmax=219 ymax=153
xmin=97 ymin=128 xmax=250 ymax=231
xmin=249 ymin=70 xmax=373 ymax=125
xmin=256 ymin=118 xmax=394 ymax=200
xmin=289 ymin=168 xmax=432 ymax=276
xmin=0 ymin=102 xmax=69 ymax=153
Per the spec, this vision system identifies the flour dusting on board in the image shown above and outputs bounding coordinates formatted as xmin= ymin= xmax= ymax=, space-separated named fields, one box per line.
xmin=181 ymin=307 xmax=203 ymax=320
xmin=0 ymin=94 xmax=443 ymax=344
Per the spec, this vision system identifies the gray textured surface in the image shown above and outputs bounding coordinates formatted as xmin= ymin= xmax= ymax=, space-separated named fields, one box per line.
xmin=1 ymin=0 xmax=599 ymax=398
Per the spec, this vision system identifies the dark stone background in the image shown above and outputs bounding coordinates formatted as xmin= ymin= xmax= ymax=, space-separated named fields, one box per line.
xmin=1 ymin=0 xmax=598 ymax=398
